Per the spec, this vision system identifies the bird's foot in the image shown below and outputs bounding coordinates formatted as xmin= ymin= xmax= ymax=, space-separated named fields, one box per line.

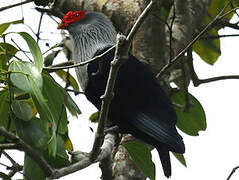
xmin=104 ymin=125 xmax=120 ymax=135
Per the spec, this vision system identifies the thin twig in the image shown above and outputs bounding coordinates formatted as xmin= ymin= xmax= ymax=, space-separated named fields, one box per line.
xmin=169 ymin=0 xmax=176 ymax=61
xmin=43 ymin=41 xmax=64 ymax=55
xmin=11 ymin=38 xmax=32 ymax=62
xmin=2 ymin=151 xmax=16 ymax=164
xmin=0 ymin=0 xmax=32 ymax=12
xmin=187 ymin=47 xmax=199 ymax=86
xmin=2 ymin=151 xmax=23 ymax=178
xmin=195 ymin=75 xmax=239 ymax=86
xmin=36 ymin=12 xmax=44 ymax=43
xmin=219 ymin=7 xmax=239 ymax=20
xmin=43 ymin=46 xmax=115 ymax=72
xmin=187 ymin=48 xmax=239 ymax=86
xmin=24 ymin=23 xmax=37 ymax=36
xmin=156 ymin=0 xmax=234 ymax=78
xmin=214 ymin=19 xmax=239 ymax=30
xmin=180 ymin=61 xmax=191 ymax=111
xmin=227 ymin=165 xmax=239 ymax=180
xmin=45 ymin=60 xmax=74 ymax=68
xmin=0 ymin=162 xmax=10 ymax=169
xmin=35 ymin=7 xmax=65 ymax=19
xmin=65 ymin=88 xmax=84 ymax=95
xmin=202 ymin=33 xmax=239 ymax=39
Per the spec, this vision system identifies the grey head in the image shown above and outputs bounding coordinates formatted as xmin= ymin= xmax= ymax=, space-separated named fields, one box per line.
xmin=67 ymin=11 xmax=117 ymax=90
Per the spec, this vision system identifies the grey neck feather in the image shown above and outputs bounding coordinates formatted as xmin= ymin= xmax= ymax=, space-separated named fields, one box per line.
xmin=68 ymin=12 xmax=117 ymax=90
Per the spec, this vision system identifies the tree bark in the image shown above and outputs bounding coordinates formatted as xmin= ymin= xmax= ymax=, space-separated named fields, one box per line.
xmin=112 ymin=135 xmax=146 ymax=180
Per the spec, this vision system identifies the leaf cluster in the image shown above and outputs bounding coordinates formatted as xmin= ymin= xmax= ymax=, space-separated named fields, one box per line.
xmin=0 ymin=21 xmax=81 ymax=179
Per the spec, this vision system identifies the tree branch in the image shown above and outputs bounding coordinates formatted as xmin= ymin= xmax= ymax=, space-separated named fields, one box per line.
xmin=214 ymin=19 xmax=239 ymax=30
xmin=188 ymin=48 xmax=239 ymax=86
xmin=0 ymin=126 xmax=116 ymax=179
xmin=0 ymin=127 xmax=54 ymax=176
xmin=35 ymin=6 xmax=65 ymax=19
xmin=156 ymin=0 xmax=233 ymax=79
xmin=0 ymin=143 xmax=18 ymax=149
xmin=0 ymin=0 xmax=33 ymax=12
xmin=50 ymin=133 xmax=117 ymax=179
xmin=2 ymin=151 xmax=23 ymax=178
xmin=90 ymin=34 xmax=127 ymax=160
xmin=99 ymin=155 xmax=113 ymax=180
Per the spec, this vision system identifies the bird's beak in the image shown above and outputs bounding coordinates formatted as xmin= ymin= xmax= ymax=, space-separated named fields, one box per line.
xmin=57 ymin=22 xmax=66 ymax=29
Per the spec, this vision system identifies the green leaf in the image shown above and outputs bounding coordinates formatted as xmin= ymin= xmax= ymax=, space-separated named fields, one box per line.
xmin=9 ymin=61 xmax=43 ymax=93
xmin=0 ymin=172 xmax=11 ymax=180
xmin=0 ymin=23 xmax=10 ymax=36
xmin=29 ymin=78 xmax=57 ymax=157
xmin=18 ymin=32 xmax=43 ymax=72
xmin=52 ymin=76 xmax=81 ymax=116
xmin=63 ymin=134 xmax=73 ymax=151
xmin=14 ymin=117 xmax=48 ymax=150
xmin=0 ymin=19 xmax=23 ymax=35
xmin=89 ymin=111 xmax=99 ymax=123
xmin=45 ymin=135 xmax=70 ymax=168
xmin=56 ymin=70 xmax=79 ymax=92
xmin=0 ymin=90 xmax=10 ymax=128
xmin=209 ymin=0 xmax=233 ymax=21
xmin=14 ymin=117 xmax=63 ymax=179
xmin=0 ymin=90 xmax=15 ymax=141
xmin=44 ymin=50 xmax=60 ymax=67
xmin=23 ymin=136 xmax=69 ymax=180
xmin=42 ymin=73 xmax=68 ymax=134
xmin=9 ymin=61 xmax=61 ymax=156
xmin=63 ymin=91 xmax=81 ymax=116
xmin=171 ymin=91 xmax=207 ymax=136
xmin=0 ymin=90 xmax=16 ymax=141
xmin=234 ymin=0 xmax=239 ymax=7
xmin=123 ymin=141 xmax=155 ymax=180
xmin=161 ymin=1 xmax=172 ymax=19
xmin=9 ymin=61 xmax=57 ymax=156
xmin=0 ymin=69 xmax=7 ymax=83
xmin=173 ymin=152 xmax=187 ymax=167
xmin=194 ymin=28 xmax=221 ymax=65
xmin=12 ymin=100 xmax=32 ymax=121
xmin=203 ymin=0 xmax=236 ymax=30
xmin=24 ymin=154 xmax=46 ymax=180
xmin=0 ymin=43 xmax=19 ymax=69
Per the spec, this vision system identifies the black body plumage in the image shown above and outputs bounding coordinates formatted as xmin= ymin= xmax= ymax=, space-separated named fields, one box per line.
xmin=66 ymin=11 xmax=185 ymax=178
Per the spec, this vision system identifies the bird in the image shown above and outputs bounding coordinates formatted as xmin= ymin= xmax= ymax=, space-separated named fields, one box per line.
xmin=57 ymin=10 xmax=185 ymax=178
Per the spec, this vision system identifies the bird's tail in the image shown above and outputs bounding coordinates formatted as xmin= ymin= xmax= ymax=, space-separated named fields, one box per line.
xmin=156 ymin=147 xmax=171 ymax=178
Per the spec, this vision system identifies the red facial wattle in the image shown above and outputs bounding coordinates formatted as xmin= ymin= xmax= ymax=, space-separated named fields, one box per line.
xmin=57 ymin=10 xmax=86 ymax=29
